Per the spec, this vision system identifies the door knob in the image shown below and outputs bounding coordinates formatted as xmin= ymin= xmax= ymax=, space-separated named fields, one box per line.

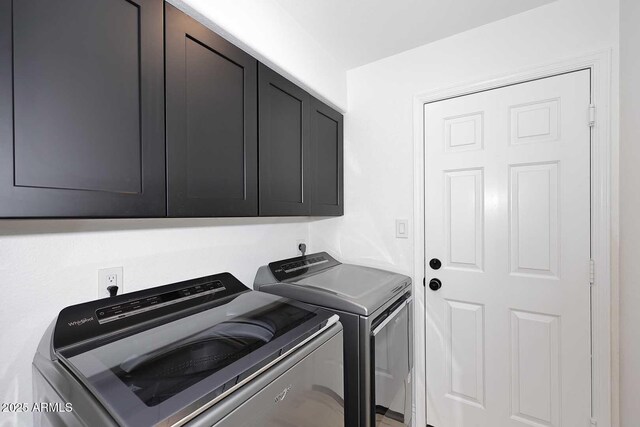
xmin=428 ymin=278 xmax=442 ymax=291
xmin=429 ymin=258 xmax=442 ymax=270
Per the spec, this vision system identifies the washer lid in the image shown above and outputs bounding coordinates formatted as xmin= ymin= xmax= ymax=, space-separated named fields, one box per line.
xmin=53 ymin=273 xmax=336 ymax=427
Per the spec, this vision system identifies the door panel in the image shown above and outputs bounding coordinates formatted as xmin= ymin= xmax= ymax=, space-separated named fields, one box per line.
xmin=425 ymin=70 xmax=591 ymax=427
xmin=445 ymin=169 xmax=484 ymax=271
xmin=509 ymin=99 xmax=560 ymax=145
xmin=510 ymin=310 xmax=560 ymax=427
xmin=314 ymin=114 xmax=338 ymax=205
xmin=311 ymin=98 xmax=344 ymax=216
xmin=165 ymin=4 xmax=257 ymax=217
xmin=509 ymin=163 xmax=559 ymax=277
xmin=268 ymin=86 xmax=304 ymax=203
xmin=14 ymin=0 xmax=141 ymax=193
xmin=258 ymin=64 xmax=311 ymax=216
xmin=184 ymin=38 xmax=244 ymax=200
xmin=444 ymin=112 xmax=484 ymax=152
xmin=444 ymin=300 xmax=484 ymax=408
xmin=0 ymin=0 xmax=165 ymax=217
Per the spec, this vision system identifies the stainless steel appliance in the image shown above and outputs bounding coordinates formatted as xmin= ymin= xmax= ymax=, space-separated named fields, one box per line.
xmin=254 ymin=252 xmax=413 ymax=427
xmin=33 ymin=273 xmax=344 ymax=427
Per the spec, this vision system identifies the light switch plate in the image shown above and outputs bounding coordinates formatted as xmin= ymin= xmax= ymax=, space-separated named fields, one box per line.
xmin=396 ymin=219 xmax=409 ymax=239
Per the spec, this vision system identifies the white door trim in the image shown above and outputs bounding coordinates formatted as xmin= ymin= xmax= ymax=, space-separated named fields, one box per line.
xmin=412 ymin=49 xmax=613 ymax=427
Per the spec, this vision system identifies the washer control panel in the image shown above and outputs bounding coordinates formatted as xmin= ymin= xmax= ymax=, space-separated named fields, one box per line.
xmin=54 ymin=273 xmax=247 ymax=354
xmin=96 ymin=280 xmax=226 ymax=324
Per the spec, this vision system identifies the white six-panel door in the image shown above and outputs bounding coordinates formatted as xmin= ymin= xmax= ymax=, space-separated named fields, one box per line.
xmin=425 ymin=70 xmax=591 ymax=427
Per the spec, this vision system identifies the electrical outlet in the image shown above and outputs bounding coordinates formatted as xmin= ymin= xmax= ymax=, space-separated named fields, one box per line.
xmin=98 ymin=267 xmax=123 ymax=297
xmin=296 ymin=239 xmax=307 ymax=255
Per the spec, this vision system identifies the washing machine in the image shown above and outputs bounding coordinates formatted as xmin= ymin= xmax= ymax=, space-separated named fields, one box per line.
xmin=33 ymin=272 xmax=344 ymax=427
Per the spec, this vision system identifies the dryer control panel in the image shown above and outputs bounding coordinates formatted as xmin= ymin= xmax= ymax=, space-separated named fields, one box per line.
xmin=269 ymin=252 xmax=340 ymax=281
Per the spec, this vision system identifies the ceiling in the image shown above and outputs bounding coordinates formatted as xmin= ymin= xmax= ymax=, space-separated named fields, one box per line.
xmin=273 ymin=0 xmax=556 ymax=69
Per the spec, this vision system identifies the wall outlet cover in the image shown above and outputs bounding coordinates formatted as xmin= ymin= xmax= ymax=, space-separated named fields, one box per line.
xmin=98 ymin=266 xmax=123 ymax=297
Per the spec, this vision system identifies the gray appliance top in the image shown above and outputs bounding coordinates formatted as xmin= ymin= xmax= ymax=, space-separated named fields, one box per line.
xmin=37 ymin=273 xmax=338 ymax=427
xmin=254 ymin=252 xmax=412 ymax=316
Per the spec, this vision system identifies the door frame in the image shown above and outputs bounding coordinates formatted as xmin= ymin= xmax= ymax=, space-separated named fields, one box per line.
xmin=412 ymin=50 xmax=613 ymax=427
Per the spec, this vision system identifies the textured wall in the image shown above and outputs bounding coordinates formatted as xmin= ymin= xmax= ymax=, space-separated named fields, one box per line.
xmin=0 ymin=1 xmax=350 ymax=423
xmin=170 ymin=0 xmax=347 ymax=111
xmin=0 ymin=218 xmax=311 ymax=425
xmin=310 ymin=0 xmax=620 ymax=425
xmin=619 ymin=0 xmax=640 ymax=424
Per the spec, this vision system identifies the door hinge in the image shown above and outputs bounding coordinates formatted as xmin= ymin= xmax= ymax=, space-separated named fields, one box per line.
xmin=589 ymin=259 xmax=595 ymax=285
xmin=423 ymin=277 xmax=426 ymax=287
xmin=589 ymin=104 xmax=596 ymax=127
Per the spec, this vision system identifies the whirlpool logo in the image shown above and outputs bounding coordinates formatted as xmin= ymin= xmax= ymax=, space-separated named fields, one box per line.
xmin=274 ymin=385 xmax=292 ymax=404
xmin=68 ymin=317 xmax=94 ymax=327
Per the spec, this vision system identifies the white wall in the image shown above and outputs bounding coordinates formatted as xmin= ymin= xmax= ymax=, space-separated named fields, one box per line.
xmin=0 ymin=1 xmax=626 ymax=426
xmin=309 ymin=0 xmax=620 ymax=425
xmin=619 ymin=0 xmax=639 ymax=425
xmin=0 ymin=218 xmax=311 ymax=426
xmin=0 ymin=2 xmax=349 ymax=424
xmin=169 ymin=0 xmax=347 ymax=112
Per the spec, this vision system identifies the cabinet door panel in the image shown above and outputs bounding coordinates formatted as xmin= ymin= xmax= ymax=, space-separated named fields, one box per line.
xmin=267 ymin=86 xmax=304 ymax=203
xmin=311 ymin=99 xmax=343 ymax=216
xmin=166 ymin=4 xmax=257 ymax=217
xmin=258 ymin=64 xmax=311 ymax=216
xmin=0 ymin=0 xmax=165 ymax=217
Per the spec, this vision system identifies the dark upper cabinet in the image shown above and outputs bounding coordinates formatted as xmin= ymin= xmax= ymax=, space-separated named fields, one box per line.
xmin=0 ymin=1 xmax=341 ymax=219
xmin=258 ymin=64 xmax=311 ymax=216
xmin=165 ymin=5 xmax=258 ymax=217
xmin=310 ymin=98 xmax=344 ymax=216
xmin=0 ymin=0 xmax=165 ymax=217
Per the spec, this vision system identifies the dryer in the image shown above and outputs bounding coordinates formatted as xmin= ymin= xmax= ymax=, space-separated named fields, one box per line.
xmin=255 ymin=252 xmax=413 ymax=427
